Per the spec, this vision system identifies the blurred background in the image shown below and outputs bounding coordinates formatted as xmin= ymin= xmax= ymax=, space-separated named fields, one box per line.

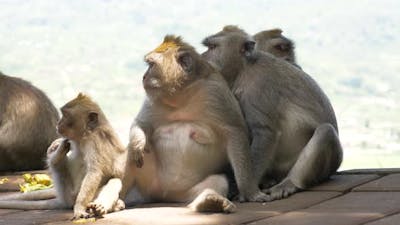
xmin=0 ymin=0 xmax=399 ymax=170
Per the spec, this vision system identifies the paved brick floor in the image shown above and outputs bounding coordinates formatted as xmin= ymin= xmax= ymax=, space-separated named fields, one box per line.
xmin=0 ymin=169 xmax=399 ymax=225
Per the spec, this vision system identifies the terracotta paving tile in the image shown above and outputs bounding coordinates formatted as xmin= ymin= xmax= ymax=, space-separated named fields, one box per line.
xmin=247 ymin=192 xmax=400 ymax=225
xmin=308 ymin=174 xmax=380 ymax=192
xmin=353 ymin=174 xmax=400 ymax=191
xmin=45 ymin=206 xmax=278 ymax=225
xmin=247 ymin=210 xmax=383 ymax=225
xmin=363 ymin=212 xmax=400 ymax=225
xmin=340 ymin=168 xmax=400 ymax=175
xmin=309 ymin=192 xmax=400 ymax=213
xmin=238 ymin=191 xmax=341 ymax=212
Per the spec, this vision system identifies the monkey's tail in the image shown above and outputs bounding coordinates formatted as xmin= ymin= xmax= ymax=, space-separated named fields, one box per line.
xmin=0 ymin=198 xmax=66 ymax=210
xmin=0 ymin=188 xmax=56 ymax=201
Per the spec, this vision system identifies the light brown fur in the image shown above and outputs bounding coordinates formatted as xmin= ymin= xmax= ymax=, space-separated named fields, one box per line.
xmin=121 ymin=35 xmax=269 ymax=213
xmin=0 ymin=93 xmax=127 ymax=220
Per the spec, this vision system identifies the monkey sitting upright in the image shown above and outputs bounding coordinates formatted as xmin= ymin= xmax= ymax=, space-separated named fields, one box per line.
xmin=202 ymin=26 xmax=342 ymax=201
xmin=121 ymin=35 xmax=269 ymax=213
xmin=0 ymin=93 xmax=127 ymax=220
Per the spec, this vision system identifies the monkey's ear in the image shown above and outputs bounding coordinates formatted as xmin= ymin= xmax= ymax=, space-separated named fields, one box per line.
xmin=87 ymin=112 xmax=98 ymax=130
xmin=241 ymin=40 xmax=256 ymax=61
xmin=177 ymin=52 xmax=193 ymax=72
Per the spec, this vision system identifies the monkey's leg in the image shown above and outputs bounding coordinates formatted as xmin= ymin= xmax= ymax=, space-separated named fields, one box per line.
xmin=73 ymin=172 xmax=103 ymax=220
xmin=267 ymin=123 xmax=343 ymax=200
xmin=251 ymin=128 xmax=281 ymax=185
xmin=187 ymin=174 xmax=236 ymax=213
xmin=87 ymin=178 xmax=125 ymax=217
xmin=227 ymin=128 xmax=270 ymax=202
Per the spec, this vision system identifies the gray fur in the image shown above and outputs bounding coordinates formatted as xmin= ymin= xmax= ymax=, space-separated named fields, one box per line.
xmin=202 ymin=26 xmax=343 ymax=201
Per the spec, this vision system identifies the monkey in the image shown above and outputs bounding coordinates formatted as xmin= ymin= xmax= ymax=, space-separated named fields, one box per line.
xmin=253 ymin=28 xmax=301 ymax=68
xmin=0 ymin=71 xmax=59 ymax=171
xmin=0 ymin=93 xmax=127 ymax=219
xmin=201 ymin=25 xmax=343 ymax=201
xmin=121 ymin=35 xmax=270 ymax=213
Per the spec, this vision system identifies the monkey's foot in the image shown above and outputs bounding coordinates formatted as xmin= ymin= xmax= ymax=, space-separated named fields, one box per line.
xmin=263 ymin=179 xmax=299 ymax=201
xmin=189 ymin=193 xmax=236 ymax=213
xmin=87 ymin=202 xmax=107 ymax=217
xmin=239 ymin=190 xmax=271 ymax=202
xmin=112 ymin=199 xmax=126 ymax=212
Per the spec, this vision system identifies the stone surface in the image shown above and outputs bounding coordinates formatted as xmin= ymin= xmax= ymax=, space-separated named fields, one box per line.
xmin=248 ymin=210 xmax=383 ymax=225
xmin=364 ymin=213 xmax=400 ymax=225
xmin=309 ymin=192 xmax=400 ymax=213
xmin=353 ymin=174 xmax=400 ymax=191
xmin=1 ymin=169 xmax=400 ymax=225
xmin=238 ymin=191 xmax=341 ymax=212
xmin=309 ymin=174 xmax=380 ymax=192
xmin=0 ymin=209 xmax=71 ymax=225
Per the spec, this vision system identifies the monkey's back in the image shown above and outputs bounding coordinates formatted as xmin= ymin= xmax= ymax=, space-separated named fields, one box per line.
xmin=0 ymin=72 xmax=59 ymax=171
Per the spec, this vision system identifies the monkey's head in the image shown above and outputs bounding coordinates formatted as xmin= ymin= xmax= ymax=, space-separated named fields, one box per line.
xmin=253 ymin=28 xmax=296 ymax=64
xmin=143 ymin=35 xmax=208 ymax=99
xmin=57 ymin=93 xmax=105 ymax=141
xmin=202 ymin=25 xmax=257 ymax=86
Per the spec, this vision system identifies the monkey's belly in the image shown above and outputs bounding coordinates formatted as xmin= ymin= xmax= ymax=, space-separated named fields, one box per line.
xmin=151 ymin=123 xmax=227 ymax=193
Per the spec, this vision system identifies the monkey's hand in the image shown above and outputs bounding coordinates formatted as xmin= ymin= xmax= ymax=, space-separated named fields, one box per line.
xmin=48 ymin=138 xmax=70 ymax=166
xmin=47 ymin=138 xmax=70 ymax=155
xmin=129 ymin=143 xmax=146 ymax=168
xmin=128 ymin=127 xmax=148 ymax=168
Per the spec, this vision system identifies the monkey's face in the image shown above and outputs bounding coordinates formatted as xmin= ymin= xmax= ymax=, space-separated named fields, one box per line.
xmin=255 ymin=36 xmax=294 ymax=61
xmin=202 ymin=31 xmax=256 ymax=86
xmin=143 ymin=39 xmax=196 ymax=99
xmin=57 ymin=109 xmax=84 ymax=141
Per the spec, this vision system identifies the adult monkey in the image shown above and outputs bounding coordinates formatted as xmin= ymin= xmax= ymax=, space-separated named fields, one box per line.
xmin=122 ymin=35 xmax=269 ymax=213
xmin=253 ymin=28 xmax=301 ymax=68
xmin=0 ymin=71 xmax=59 ymax=171
xmin=202 ymin=26 xmax=342 ymax=200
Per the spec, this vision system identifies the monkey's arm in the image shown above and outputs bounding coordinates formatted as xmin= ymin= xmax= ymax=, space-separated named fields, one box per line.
xmin=73 ymin=170 xmax=103 ymax=219
xmin=128 ymin=124 xmax=148 ymax=168
xmin=128 ymin=101 xmax=153 ymax=168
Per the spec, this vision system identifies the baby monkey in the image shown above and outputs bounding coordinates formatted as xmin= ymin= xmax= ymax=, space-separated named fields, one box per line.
xmin=0 ymin=93 xmax=127 ymax=220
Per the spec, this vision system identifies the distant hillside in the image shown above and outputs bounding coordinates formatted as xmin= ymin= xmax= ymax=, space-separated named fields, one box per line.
xmin=0 ymin=0 xmax=399 ymax=169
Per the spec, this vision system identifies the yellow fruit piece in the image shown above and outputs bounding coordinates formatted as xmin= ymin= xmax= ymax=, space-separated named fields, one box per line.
xmin=19 ymin=173 xmax=53 ymax=193
xmin=72 ymin=218 xmax=96 ymax=224
xmin=0 ymin=178 xmax=9 ymax=184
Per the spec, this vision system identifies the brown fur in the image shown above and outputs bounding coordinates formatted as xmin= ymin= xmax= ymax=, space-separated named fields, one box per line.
xmin=0 ymin=71 xmax=59 ymax=171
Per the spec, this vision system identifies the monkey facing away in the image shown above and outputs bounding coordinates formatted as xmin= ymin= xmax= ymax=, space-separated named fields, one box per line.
xmin=0 ymin=71 xmax=59 ymax=171
xmin=202 ymin=26 xmax=343 ymax=200
xmin=121 ymin=35 xmax=269 ymax=213
xmin=0 ymin=93 xmax=127 ymax=219
xmin=253 ymin=28 xmax=300 ymax=68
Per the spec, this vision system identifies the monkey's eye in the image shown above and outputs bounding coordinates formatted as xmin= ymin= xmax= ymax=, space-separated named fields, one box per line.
xmin=145 ymin=60 xmax=155 ymax=67
xmin=208 ymin=44 xmax=217 ymax=50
